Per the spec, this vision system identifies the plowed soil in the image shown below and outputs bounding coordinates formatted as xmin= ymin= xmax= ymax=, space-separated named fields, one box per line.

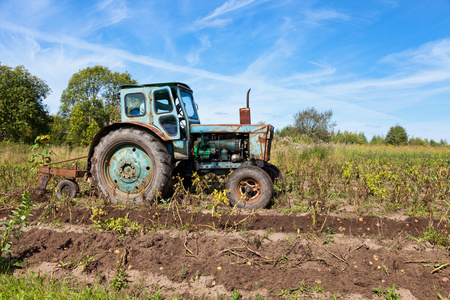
xmin=3 ymin=190 xmax=450 ymax=299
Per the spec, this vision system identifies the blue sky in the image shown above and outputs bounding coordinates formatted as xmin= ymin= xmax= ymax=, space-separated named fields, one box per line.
xmin=1 ymin=0 xmax=450 ymax=141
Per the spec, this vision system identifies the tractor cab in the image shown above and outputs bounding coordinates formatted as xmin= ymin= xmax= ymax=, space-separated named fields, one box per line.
xmin=120 ymin=82 xmax=200 ymax=141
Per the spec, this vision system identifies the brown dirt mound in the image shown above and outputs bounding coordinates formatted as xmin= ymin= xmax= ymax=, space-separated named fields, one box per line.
xmin=2 ymin=202 xmax=449 ymax=299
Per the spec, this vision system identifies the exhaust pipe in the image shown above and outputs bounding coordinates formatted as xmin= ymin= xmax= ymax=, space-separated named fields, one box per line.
xmin=239 ymin=88 xmax=251 ymax=124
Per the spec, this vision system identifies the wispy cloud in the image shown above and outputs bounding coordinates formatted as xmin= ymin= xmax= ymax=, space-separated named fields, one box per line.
xmin=186 ymin=36 xmax=211 ymax=66
xmin=192 ymin=0 xmax=259 ymax=29
xmin=303 ymin=8 xmax=350 ymax=25
xmin=203 ymin=0 xmax=256 ymax=21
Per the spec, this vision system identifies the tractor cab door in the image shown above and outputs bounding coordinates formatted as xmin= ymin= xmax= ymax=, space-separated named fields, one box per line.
xmin=151 ymin=87 xmax=180 ymax=140
xmin=122 ymin=88 xmax=151 ymax=124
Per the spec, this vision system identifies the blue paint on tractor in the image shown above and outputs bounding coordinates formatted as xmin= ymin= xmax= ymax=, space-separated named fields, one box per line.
xmin=103 ymin=142 xmax=154 ymax=196
xmin=86 ymin=81 xmax=274 ymax=184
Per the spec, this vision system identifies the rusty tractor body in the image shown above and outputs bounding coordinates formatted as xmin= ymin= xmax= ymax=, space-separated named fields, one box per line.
xmin=38 ymin=82 xmax=280 ymax=209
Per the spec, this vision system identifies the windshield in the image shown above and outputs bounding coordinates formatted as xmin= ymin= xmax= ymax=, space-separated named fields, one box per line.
xmin=180 ymin=90 xmax=198 ymax=119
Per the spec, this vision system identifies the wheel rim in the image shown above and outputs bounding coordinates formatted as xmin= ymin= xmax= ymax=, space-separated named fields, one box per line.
xmin=102 ymin=142 xmax=154 ymax=198
xmin=235 ymin=177 xmax=262 ymax=204
xmin=60 ymin=184 xmax=72 ymax=196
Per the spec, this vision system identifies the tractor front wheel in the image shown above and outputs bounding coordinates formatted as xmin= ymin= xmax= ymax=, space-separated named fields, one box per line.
xmin=91 ymin=127 xmax=172 ymax=204
xmin=226 ymin=165 xmax=273 ymax=209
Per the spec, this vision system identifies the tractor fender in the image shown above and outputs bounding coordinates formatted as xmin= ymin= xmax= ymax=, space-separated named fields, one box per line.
xmin=86 ymin=122 xmax=169 ymax=175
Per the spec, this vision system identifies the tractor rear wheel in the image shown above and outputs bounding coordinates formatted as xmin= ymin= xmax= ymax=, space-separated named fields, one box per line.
xmin=226 ymin=165 xmax=273 ymax=209
xmin=91 ymin=127 xmax=172 ymax=204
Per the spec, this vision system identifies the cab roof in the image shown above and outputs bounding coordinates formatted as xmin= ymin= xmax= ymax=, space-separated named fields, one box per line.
xmin=119 ymin=82 xmax=192 ymax=92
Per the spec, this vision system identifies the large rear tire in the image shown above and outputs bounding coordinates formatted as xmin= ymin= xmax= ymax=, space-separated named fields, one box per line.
xmin=226 ymin=165 xmax=273 ymax=209
xmin=91 ymin=127 xmax=172 ymax=204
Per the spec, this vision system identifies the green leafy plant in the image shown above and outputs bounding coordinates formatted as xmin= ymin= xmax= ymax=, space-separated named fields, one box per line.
xmin=111 ymin=272 xmax=128 ymax=291
xmin=373 ymin=284 xmax=401 ymax=299
xmin=230 ymin=289 xmax=241 ymax=300
xmin=90 ymin=209 xmax=142 ymax=236
xmin=29 ymin=135 xmax=56 ymax=171
xmin=179 ymin=262 xmax=187 ymax=279
xmin=0 ymin=190 xmax=34 ymax=271
xmin=422 ymin=224 xmax=450 ymax=249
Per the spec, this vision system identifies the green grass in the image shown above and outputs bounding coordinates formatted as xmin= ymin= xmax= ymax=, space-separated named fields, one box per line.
xmin=0 ymin=273 xmax=170 ymax=300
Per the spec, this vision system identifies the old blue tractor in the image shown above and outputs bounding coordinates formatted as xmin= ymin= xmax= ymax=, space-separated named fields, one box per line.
xmin=39 ymin=82 xmax=281 ymax=209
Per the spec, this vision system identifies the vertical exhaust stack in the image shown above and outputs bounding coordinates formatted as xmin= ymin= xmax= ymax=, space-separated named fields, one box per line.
xmin=239 ymin=88 xmax=251 ymax=124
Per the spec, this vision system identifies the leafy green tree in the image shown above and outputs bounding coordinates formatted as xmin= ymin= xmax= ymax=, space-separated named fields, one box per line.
xmin=48 ymin=115 xmax=69 ymax=145
xmin=293 ymin=107 xmax=336 ymax=142
xmin=0 ymin=63 xmax=50 ymax=143
xmin=370 ymin=135 xmax=385 ymax=145
xmin=275 ymin=125 xmax=295 ymax=137
xmin=385 ymin=125 xmax=408 ymax=146
xmin=409 ymin=137 xmax=427 ymax=146
xmin=59 ymin=65 xmax=137 ymax=145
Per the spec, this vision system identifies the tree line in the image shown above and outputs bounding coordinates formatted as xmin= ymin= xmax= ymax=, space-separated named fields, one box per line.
xmin=0 ymin=63 xmax=135 ymax=145
xmin=0 ymin=62 xmax=446 ymax=147
xmin=276 ymin=107 xmax=448 ymax=147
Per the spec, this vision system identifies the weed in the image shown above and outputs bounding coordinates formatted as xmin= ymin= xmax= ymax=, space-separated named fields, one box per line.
xmin=111 ymin=272 xmax=128 ymax=291
xmin=230 ymin=289 xmax=241 ymax=300
xmin=90 ymin=209 xmax=143 ymax=237
xmin=191 ymin=270 xmax=203 ymax=281
xmin=0 ymin=190 xmax=34 ymax=271
xmin=58 ymin=253 xmax=96 ymax=271
xmin=422 ymin=224 xmax=450 ymax=249
xmin=179 ymin=262 xmax=187 ymax=279
xmin=373 ymin=284 xmax=401 ymax=300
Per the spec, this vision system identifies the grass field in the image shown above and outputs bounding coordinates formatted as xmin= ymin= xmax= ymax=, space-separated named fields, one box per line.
xmin=2 ymin=138 xmax=450 ymax=216
xmin=1 ymin=138 xmax=450 ymax=299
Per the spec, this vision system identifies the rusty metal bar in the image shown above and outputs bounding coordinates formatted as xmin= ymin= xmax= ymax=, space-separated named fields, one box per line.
xmin=38 ymin=166 xmax=87 ymax=178
xmin=43 ymin=155 xmax=88 ymax=166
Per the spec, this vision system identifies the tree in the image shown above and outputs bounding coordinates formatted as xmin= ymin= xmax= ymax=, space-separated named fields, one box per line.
xmin=385 ymin=125 xmax=408 ymax=146
xmin=59 ymin=65 xmax=137 ymax=145
xmin=370 ymin=135 xmax=385 ymax=145
xmin=332 ymin=130 xmax=367 ymax=144
xmin=0 ymin=63 xmax=51 ymax=143
xmin=293 ymin=107 xmax=336 ymax=142
xmin=408 ymin=136 xmax=427 ymax=146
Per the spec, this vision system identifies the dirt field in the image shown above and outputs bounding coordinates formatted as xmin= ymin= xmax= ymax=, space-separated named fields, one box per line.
xmin=3 ymin=189 xmax=450 ymax=299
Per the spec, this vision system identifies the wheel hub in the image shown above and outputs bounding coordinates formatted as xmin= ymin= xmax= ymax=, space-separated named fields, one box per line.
xmin=238 ymin=179 xmax=261 ymax=203
xmin=117 ymin=158 xmax=141 ymax=181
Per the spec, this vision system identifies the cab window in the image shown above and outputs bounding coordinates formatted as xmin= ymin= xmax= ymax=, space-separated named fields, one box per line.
xmin=154 ymin=89 xmax=173 ymax=114
xmin=125 ymin=93 xmax=145 ymax=116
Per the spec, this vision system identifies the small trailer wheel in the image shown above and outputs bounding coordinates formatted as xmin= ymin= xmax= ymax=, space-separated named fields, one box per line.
xmin=226 ymin=165 xmax=273 ymax=209
xmin=56 ymin=179 xmax=79 ymax=200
